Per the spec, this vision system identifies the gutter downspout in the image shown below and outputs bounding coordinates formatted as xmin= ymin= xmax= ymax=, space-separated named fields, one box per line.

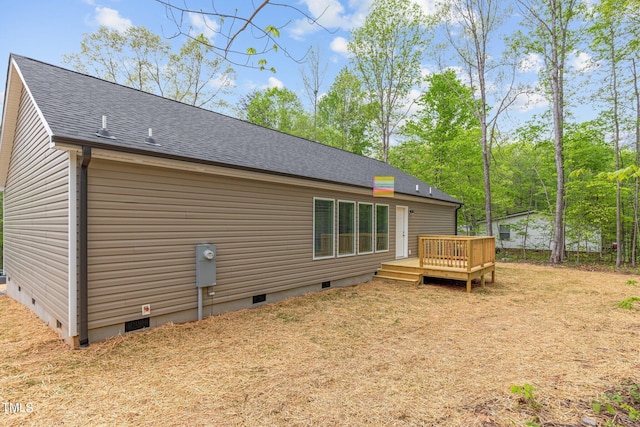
xmin=79 ymin=146 xmax=91 ymax=347
xmin=455 ymin=204 xmax=462 ymax=236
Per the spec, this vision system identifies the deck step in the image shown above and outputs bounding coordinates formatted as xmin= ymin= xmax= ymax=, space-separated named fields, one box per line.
xmin=376 ymin=269 xmax=422 ymax=281
xmin=375 ymin=267 xmax=422 ymax=285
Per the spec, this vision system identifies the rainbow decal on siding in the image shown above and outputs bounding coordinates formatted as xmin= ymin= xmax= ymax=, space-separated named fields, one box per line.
xmin=373 ymin=176 xmax=394 ymax=197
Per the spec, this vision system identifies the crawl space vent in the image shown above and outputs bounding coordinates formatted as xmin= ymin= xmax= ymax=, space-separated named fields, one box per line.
xmin=125 ymin=317 xmax=150 ymax=332
xmin=253 ymin=294 xmax=266 ymax=304
xmin=322 ymin=281 xmax=331 ymax=288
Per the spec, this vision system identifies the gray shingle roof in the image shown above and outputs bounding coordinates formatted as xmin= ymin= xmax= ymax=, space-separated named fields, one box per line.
xmin=11 ymin=54 xmax=459 ymax=204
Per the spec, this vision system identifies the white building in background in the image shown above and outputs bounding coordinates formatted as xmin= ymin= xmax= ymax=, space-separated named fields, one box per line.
xmin=478 ymin=211 xmax=601 ymax=253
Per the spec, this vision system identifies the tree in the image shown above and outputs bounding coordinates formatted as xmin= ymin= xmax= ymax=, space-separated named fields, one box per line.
xmin=587 ymin=0 xmax=639 ymax=266
xmin=245 ymin=87 xmax=311 ymax=138
xmin=300 ymin=46 xmax=328 ymax=141
xmin=632 ymin=59 xmax=640 ymax=265
xmin=64 ymin=26 xmax=169 ymax=93
xmin=64 ymin=26 xmax=236 ymax=111
xmin=316 ymin=67 xmax=377 ymax=155
xmin=156 ymin=0 xmax=332 ymax=72
xmin=564 ymin=121 xmax=616 ymax=259
xmin=437 ymin=0 xmax=518 ymax=237
xmin=515 ymin=0 xmax=582 ymax=263
xmin=395 ymin=71 xmax=483 ymax=232
xmin=348 ymin=0 xmax=432 ymax=163
xmin=402 ymin=70 xmax=479 ymax=186
xmin=164 ymin=34 xmax=236 ymax=109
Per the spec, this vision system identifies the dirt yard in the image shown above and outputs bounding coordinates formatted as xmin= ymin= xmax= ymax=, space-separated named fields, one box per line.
xmin=1 ymin=263 xmax=639 ymax=426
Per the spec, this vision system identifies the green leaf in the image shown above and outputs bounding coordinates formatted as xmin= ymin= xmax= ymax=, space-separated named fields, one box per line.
xmin=591 ymin=400 xmax=602 ymax=415
xmin=247 ymin=47 xmax=257 ymax=55
xmin=265 ymin=25 xmax=280 ymax=37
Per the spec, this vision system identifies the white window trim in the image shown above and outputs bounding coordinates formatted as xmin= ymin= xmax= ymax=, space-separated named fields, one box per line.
xmin=375 ymin=203 xmax=390 ymax=253
xmin=358 ymin=202 xmax=374 ymax=255
xmin=313 ymin=197 xmax=335 ymax=260
xmin=337 ymin=200 xmax=356 ymax=258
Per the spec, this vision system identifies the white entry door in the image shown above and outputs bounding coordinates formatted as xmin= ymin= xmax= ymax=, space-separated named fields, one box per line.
xmin=395 ymin=206 xmax=408 ymax=259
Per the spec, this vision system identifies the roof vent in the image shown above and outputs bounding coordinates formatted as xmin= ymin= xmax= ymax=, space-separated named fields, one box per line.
xmin=144 ymin=128 xmax=160 ymax=146
xmin=95 ymin=115 xmax=116 ymax=139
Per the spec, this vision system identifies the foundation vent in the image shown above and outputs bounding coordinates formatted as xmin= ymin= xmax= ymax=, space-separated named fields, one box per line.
xmin=322 ymin=281 xmax=331 ymax=288
xmin=125 ymin=317 xmax=150 ymax=332
xmin=253 ymin=294 xmax=266 ymax=304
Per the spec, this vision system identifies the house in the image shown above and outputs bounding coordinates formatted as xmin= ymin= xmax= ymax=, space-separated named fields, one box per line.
xmin=483 ymin=211 xmax=601 ymax=253
xmin=0 ymin=55 xmax=461 ymax=346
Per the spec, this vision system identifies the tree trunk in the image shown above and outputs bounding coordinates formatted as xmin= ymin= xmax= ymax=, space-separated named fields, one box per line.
xmin=632 ymin=59 xmax=640 ymax=266
xmin=549 ymin=3 xmax=565 ymax=264
xmin=609 ymin=29 xmax=623 ymax=267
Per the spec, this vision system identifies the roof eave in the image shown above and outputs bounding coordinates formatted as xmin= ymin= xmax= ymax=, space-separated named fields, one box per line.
xmin=50 ymin=134 xmax=460 ymax=205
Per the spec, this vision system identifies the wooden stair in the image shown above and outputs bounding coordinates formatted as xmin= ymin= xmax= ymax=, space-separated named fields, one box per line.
xmin=375 ymin=261 xmax=423 ymax=285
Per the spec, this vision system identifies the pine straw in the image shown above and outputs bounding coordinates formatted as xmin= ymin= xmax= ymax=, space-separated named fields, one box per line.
xmin=1 ymin=263 xmax=639 ymax=426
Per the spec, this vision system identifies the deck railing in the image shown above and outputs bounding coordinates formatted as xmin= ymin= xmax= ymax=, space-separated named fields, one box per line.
xmin=418 ymin=235 xmax=495 ymax=271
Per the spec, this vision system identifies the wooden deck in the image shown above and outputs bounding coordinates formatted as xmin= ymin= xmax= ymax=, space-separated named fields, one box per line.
xmin=376 ymin=235 xmax=496 ymax=292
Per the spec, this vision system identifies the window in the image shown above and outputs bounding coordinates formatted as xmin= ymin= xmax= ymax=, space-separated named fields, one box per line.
xmin=376 ymin=204 xmax=389 ymax=252
xmin=499 ymin=224 xmax=511 ymax=241
xmin=314 ymin=198 xmax=334 ymax=259
xmin=358 ymin=203 xmax=374 ymax=254
xmin=338 ymin=201 xmax=356 ymax=256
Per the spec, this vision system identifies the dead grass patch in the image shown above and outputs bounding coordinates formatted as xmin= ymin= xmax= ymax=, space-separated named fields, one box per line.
xmin=1 ymin=263 xmax=639 ymax=426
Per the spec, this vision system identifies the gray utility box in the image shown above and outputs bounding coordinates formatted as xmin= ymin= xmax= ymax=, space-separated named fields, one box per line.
xmin=195 ymin=244 xmax=216 ymax=288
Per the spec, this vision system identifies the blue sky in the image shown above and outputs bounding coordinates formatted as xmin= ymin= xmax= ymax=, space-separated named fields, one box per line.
xmin=0 ymin=0 xmax=597 ymax=127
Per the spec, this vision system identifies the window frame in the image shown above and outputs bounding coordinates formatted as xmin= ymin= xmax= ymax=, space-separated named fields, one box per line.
xmin=375 ymin=203 xmax=390 ymax=253
xmin=499 ymin=224 xmax=511 ymax=241
xmin=358 ymin=202 xmax=374 ymax=255
xmin=337 ymin=200 xmax=356 ymax=257
xmin=313 ymin=197 xmax=335 ymax=260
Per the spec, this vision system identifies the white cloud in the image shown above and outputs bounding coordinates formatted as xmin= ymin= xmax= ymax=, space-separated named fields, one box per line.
xmin=330 ymin=36 xmax=350 ymax=56
xmin=417 ymin=66 xmax=433 ymax=88
xmin=290 ymin=0 xmax=369 ymax=39
xmin=413 ymin=0 xmax=438 ymax=16
xmin=94 ymin=7 xmax=132 ymax=32
xmin=264 ymin=77 xmax=284 ymax=89
xmin=188 ymin=12 xmax=219 ymax=41
xmin=519 ymin=53 xmax=544 ymax=73
xmin=406 ymin=88 xmax=423 ymax=117
xmin=510 ymin=91 xmax=549 ymax=112
xmin=289 ymin=0 xmax=436 ymax=39
xmin=569 ymin=51 xmax=598 ymax=72
xmin=208 ymin=74 xmax=236 ymax=89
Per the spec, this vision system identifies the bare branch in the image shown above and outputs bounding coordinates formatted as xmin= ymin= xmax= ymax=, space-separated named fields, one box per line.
xmin=155 ymin=0 xmax=336 ymax=71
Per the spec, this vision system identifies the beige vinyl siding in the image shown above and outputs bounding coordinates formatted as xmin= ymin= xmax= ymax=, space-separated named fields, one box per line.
xmin=407 ymin=202 xmax=457 ymax=256
xmin=3 ymin=87 xmax=70 ymax=334
xmin=87 ymin=159 xmax=458 ymax=330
